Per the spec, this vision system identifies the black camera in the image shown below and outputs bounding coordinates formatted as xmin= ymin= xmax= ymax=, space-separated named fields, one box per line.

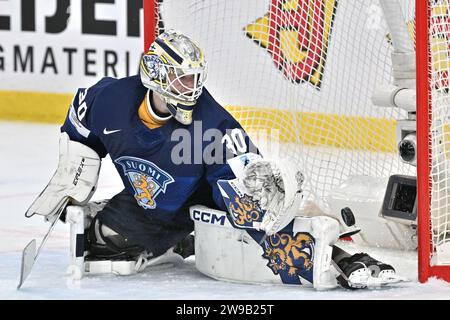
xmin=398 ymin=133 xmax=416 ymax=166
xmin=381 ymin=175 xmax=417 ymax=225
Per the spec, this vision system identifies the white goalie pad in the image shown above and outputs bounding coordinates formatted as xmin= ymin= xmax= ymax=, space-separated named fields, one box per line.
xmin=190 ymin=205 xmax=340 ymax=290
xmin=25 ymin=132 xmax=101 ymax=219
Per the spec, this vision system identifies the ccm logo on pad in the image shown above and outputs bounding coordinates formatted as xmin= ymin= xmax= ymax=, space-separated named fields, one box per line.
xmin=192 ymin=210 xmax=226 ymax=226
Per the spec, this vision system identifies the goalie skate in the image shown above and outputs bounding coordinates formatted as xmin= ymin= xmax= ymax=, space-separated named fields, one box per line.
xmin=333 ymin=253 xmax=408 ymax=289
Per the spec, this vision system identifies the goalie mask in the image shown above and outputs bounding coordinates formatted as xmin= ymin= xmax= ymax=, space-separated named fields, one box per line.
xmin=140 ymin=30 xmax=207 ymax=125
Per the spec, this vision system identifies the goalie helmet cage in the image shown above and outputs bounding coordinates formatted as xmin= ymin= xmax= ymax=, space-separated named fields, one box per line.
xmin=143 ymin=0 xmax=450 ymax=283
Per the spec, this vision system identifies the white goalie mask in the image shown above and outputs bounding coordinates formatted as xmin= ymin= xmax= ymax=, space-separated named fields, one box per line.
xmin=140 ymin=30 xmax=207 ymax=125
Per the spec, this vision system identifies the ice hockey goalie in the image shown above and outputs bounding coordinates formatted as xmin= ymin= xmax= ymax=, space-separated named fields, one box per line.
xmin=22 ymin=30 xmax=404 ymax=291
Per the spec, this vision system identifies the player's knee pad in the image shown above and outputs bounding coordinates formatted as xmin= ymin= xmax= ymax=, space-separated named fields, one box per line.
xmin=86 ymin=217 xmax=145 ymax=260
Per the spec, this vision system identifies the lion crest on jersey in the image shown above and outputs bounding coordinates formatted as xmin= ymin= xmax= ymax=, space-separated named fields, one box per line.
xmin=262 ymin=232 xmax=314 ymax=278
xmin=115 ymin=157 xmax=175 ymax=209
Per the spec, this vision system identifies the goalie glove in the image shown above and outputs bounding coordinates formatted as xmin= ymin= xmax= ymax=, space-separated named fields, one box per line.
xmin=240 ymin=159 xmax=305 ymax=235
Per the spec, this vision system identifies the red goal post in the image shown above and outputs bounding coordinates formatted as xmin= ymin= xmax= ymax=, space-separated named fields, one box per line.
xmin=143 ymin=0 xmax=157 ymax=51
xmin=417 ymin=0 xmax=450 ymax=283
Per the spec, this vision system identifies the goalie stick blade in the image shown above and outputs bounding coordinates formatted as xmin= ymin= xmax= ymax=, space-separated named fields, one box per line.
xmin=17 ymin=198 xmax=69 ymax=290
xmin=17 ymin=239 xmax=37 ymax=289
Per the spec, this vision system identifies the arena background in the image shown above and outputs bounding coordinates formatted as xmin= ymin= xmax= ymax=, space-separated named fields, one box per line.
xmin=0 ymin=0 xmax=143 ymax=123
xmin=0 ymin=0 xmax=403 ymax=152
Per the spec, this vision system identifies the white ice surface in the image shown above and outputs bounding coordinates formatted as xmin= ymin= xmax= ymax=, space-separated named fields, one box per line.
xmin=1 ymin=121 xmax=450 ymax=300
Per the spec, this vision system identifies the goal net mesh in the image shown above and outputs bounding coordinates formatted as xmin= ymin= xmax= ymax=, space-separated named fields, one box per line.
xmin=152 ymin=0 xmax=417 ymax=209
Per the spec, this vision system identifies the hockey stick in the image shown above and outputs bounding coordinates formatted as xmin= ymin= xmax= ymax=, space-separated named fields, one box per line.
xmin=17 ymin=198 xmax=69 ymax=289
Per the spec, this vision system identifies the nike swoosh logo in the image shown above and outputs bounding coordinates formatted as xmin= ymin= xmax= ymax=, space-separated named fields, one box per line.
xmin=103 ymin=128 xmax=122 ymax=135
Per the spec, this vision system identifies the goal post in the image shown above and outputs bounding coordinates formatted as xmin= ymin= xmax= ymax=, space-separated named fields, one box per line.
xmin=416 ymin=0 xmax=432 ymax=284
xmin=417 ymin=0 xmax=450 ymax=283
xmin=143 ymin=0 xmax=157 ymax=51
xmin=143 ymin=0 xmax=450 ymax=283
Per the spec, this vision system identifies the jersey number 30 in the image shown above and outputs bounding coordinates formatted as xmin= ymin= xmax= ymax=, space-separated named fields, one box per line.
xmin=77 ymin=89 xmax=89 ymax=121
xmin=221 ymin=129 xmax=247 ymax=155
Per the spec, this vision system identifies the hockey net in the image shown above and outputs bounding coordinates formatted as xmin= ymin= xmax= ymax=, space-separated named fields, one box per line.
xmin=144 ymin=0 xmax=450 ymax=282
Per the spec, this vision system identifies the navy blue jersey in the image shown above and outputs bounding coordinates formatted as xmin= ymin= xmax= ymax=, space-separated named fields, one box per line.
xmin=61 ymin=75 xmax=258 ymax=221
